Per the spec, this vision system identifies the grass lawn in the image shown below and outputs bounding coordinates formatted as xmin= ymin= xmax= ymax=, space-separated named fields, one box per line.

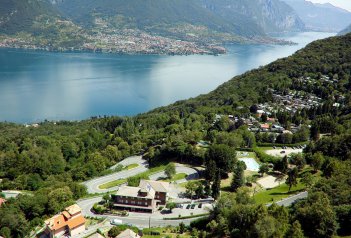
xmin=163 ymin=173 xmax=187 ymax=182
xmin=220 ymin=173 xmax=233 ymax=191
xmin=254 ymin=181 xmax=306 ymax=204
xmin=255 ymin=147 xmax=274 ymax=154
xmin=125 ymin=163 xmax=139 ymax=170
xmin=142 ymin=227 xmax=191 ymax=238
xmin=98 ymin=164 xmax=167 ymax=189
xmin=98 ymin=179 xmax=127 ymax=189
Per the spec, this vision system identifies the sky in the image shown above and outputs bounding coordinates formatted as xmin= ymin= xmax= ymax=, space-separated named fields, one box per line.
xmin=308 ymin=0 xmax=351 ymax=12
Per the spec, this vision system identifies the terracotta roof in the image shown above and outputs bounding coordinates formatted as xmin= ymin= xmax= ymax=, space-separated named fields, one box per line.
xmin=0 ymin=198 xmax=6 ymax=206
xmin=116 ymin=229 xmax=140 ymax=238
xmin=45 ymin=214 xmax=67 ymax=231
xmin=67 ymin=215 xmax=85 ymax=229
xmin=45 ymin=204 xmax=85 ymax=232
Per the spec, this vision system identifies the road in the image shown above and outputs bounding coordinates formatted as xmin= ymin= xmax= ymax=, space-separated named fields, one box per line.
xmin=83 ymin=156 xmax=148 ymax=194
xmin=267 ymin=191 xmax=308 ymax=207
xmin=77 ymin=197 xmax=199 ymax=228
xmin=84 ymin=157 xmax=201 ymax=194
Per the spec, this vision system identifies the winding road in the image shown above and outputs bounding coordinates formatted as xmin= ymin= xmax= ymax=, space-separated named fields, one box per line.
xmin=83 ymin=156 xmax=148 ymax=194
xmin=80 ymin=156 xmax=203 ymax=228
xmin=83 ymin=156 xmax=200 ymax=194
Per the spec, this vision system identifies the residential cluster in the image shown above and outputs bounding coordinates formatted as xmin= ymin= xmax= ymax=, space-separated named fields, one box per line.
xmin=0 ymin=28 xmax=226 ymax=55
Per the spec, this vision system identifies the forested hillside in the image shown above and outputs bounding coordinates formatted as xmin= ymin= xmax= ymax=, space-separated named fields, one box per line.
xmin=1 ymin=33 xmax=351 ymax=237
xmin=55 ymin=0 xmax=263 ymax=37
xmin=0 ymin=0 xmax=59 ymax=34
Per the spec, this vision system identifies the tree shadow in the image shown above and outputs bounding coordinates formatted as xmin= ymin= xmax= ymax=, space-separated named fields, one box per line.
xmin=270 ymin=189 xmax=305 ymax=195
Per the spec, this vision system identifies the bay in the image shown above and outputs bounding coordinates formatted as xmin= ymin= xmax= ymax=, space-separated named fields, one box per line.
xmin=0 ymin=32 xmax=335 ymax=123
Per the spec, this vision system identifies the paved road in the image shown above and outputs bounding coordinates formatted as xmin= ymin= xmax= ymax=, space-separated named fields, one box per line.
xmin=77 ymin=197 xmax=199 ymax=228
xmin=83 ymin=156 xmax=148 ymax=194
xmin=149 ymin=165 xmax=199 ymax=184
xmin=267 ymin=191 xmax=308 ymax=207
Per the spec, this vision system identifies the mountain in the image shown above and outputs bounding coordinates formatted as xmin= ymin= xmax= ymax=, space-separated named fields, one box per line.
xmin=53 ymin=0 xmax=264 ymax=37
xmin=0 ymin=0 xmax=59 ymax=34
xmin=282 ymin=0 xmax=351 ymax=32
xmin=339 ymin=24 xmax=351 ymax=35
xmin=0 ymin=0 xmax=305 ymax=54
xmin=198 ymin=0 xmax=305 ymax=33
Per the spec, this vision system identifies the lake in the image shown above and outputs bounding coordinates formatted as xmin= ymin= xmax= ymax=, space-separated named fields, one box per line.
xmin=0 ymin=32 xmax=335 ymax=123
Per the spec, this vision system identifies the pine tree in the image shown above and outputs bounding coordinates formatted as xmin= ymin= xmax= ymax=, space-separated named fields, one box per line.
xmin=212 ymin=171 xmax=221 ymax=199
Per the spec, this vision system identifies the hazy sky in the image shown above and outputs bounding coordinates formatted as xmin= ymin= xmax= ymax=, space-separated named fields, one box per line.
xmin=308 ymin=0 xmax=351 ymax=11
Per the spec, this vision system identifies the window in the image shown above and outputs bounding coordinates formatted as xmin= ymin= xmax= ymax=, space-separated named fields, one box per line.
xmin=145 ymin=202 xmax=147 ymax=205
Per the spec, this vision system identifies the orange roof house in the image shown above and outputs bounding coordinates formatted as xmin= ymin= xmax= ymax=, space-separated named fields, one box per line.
xmin=44 ymin=204 xmax=86 ymax=238
xmin=0 ymin=198 xmax=6 ymax=207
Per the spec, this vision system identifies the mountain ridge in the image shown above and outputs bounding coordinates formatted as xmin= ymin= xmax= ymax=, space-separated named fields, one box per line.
xmin=282 ymin=0 xmax=351 ymax=32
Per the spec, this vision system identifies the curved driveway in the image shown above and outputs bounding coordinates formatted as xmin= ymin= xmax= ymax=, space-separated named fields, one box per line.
xmin=83 ymin=156 xmax=148 ymax=194
xmin=84 ymin=157 xmax=200 ymax=194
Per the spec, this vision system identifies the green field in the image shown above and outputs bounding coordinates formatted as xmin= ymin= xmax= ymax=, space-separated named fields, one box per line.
xmin=142 ymin=227 xmax=191 ymax=238
xmin=163 ymin=173 xmax=187 ymax=182
xmin=254 ymin=181 xmax=306 ymax=204
xmin=125 ymin=163 xmax=139 ymax=170
xmin=98 ymin=164 xmax=167 ymax=189
xmin=98 ymin=179 xmax=127 ymax=189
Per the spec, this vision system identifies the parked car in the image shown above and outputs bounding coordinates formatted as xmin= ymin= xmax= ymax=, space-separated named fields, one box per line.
xmin=191 ymin=204 xmax=196 ymax=209
xmin=186 ymin=204 xmax=191 ymax=209
xmin=198 ymin=203 xmax=203 ymax=208
xmin=280 ymin=151 xmax=286 ymax=154
xmin=110 ymin=219 xmax=123 ymax=225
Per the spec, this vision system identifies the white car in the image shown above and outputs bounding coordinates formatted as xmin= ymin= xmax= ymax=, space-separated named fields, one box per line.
xmin=110 ymin=219 xmax=123 ymax=225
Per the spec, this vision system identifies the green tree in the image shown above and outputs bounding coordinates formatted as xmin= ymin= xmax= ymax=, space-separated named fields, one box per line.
xmin=108 ymin=226 xmax=122 ymax=237
xmin=195 ymin=183 xmax=204 ymax=198
xmin=286 ymin=168 xmax=298 ymax=192
xmin=166 ymin=202 xmax=176 ymax=212
xmin=294 ymin=192 xmax=337 ymax=238
xmin=205 ymin=144 xmax=236 ymax=179
xmin=311 ymin=152 xmax=324 ymax=172
xmin=102 ymin=193 xmax=111 ymax=204
xmin=300 ymin=172 xmax=315 ymax=189
xmin=259 ymin=163 xmax=269 ymax=177
xmin=185 ymin=181 xmax=198 ymax=199
xmin=286 ymin=221 xmax=304 ymax=238
xmin=230 ymin=161 xmax=246 ymax=192
xmin=165 ymin=163 xmax=176 ymax=179
xmin=212 ymin=172 xmax=221 ymax=199
xmin=179 ymin=222 xmax=186 ymax=234
xmin=0 ymin=227 xmax=11 ymax=238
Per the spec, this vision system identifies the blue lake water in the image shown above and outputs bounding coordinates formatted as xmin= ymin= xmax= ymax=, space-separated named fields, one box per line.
xmin=0 ymin=32 xmax=335 ymax=123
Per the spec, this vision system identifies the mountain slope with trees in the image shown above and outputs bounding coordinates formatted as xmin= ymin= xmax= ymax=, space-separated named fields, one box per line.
xmin=0 ymin=0 xmax=59 ymax=34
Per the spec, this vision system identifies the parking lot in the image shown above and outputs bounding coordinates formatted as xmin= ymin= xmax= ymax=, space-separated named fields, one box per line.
xmin=265 ymin=145 xmax=305 ymax=157
xmin=160 ymin=201 xmax=214 ymax=218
